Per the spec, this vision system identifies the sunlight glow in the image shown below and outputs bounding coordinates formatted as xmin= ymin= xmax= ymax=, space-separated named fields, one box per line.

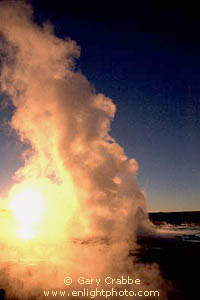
xmin=9 ymin=188 xmax=44 ymax=240
xmin=18 ymin=227 xmax=36 ymax=240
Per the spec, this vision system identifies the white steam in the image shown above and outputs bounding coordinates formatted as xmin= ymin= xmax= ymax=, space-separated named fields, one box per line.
xmin=0 ymin=1 xmax=167 ymax=299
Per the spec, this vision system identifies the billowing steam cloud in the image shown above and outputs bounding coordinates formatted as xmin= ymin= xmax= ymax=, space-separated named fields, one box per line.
xmin=0 ymin=1 xmax=166 ymax=299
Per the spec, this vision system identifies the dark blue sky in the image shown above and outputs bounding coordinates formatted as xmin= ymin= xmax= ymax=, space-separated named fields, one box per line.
xmin=0 ymin=1 xmax=200 ymax=211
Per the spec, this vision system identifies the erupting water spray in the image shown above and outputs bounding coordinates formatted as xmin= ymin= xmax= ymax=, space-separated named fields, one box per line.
xmin=0 ymin=1 xmax=167 ymax=299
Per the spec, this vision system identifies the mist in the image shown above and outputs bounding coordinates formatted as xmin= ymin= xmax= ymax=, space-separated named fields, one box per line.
xmin=0 ymin=1 xmax=167 ymax=299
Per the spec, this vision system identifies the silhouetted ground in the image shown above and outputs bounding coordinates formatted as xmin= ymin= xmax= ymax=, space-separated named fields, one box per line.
xmin=0 ymin=289 xmax=5 ymax=300
xmin=137 ymin=236 xmax=200 ymax=299
xmin=149 ymin=211 xmax=200 ymax=225
xmin=137 ymin=211 xmax=200 ymax=300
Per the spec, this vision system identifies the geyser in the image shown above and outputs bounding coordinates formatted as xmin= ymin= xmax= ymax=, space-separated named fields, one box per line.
xmin=0 ymin=1 xmax=167 ymax=299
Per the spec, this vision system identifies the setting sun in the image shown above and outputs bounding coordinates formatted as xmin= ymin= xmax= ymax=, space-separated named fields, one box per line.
xmin=9 ymin=188 xmax=44 ymax=239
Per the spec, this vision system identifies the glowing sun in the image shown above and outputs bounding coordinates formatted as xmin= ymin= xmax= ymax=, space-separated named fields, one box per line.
xmin=9 ymin=188 xmax=44 ymax=240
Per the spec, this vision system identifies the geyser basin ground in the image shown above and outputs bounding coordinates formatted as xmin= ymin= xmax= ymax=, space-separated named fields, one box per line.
xmin=0 ymin=225 xmax=199 ymax=300
xmin=0 ymin=239 xmax=161 ymax=300
xmin=0 ymin=215 xmax=200 ymax=300
xmin=136 ymin=226 xmax=200 ymax=300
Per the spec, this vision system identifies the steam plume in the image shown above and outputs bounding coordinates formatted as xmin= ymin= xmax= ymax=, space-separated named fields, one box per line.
xmin=0 ymin=1 xmax=167 ymax=299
